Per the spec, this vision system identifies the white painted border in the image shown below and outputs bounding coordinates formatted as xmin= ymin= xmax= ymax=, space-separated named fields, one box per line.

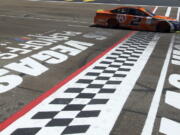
xmin=165 ymin=7 xmax=171 ymax=17
xmin=153 ymin=6 xmax=158 ymax=14
xmin=176 ymin=7 xmax=180 ymax=21
xmin=141 ymin=34 xmax=175 ymax=135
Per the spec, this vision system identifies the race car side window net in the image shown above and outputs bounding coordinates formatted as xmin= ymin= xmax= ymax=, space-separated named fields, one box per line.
xmin=128 ymin=9 xmax=149 ymax=17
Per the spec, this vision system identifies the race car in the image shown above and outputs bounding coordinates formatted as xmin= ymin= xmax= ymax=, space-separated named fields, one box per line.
xmin=94 ymin=7 xmax=180 ymax=32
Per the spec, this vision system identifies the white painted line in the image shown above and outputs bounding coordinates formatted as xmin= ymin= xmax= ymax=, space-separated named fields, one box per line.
xmin=153 ymin=6 xmax=158 ymax=14
xmin=141 ymin=35 xmax=175 ymax=135
xmin=176 ymin=7 xmax=180 ymax=21
xmin=165 ymin=7 xmax=171 ymax=17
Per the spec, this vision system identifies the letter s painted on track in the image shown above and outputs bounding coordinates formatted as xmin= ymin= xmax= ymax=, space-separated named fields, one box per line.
xmin=0 ymin=69 xmax=23 ymax=93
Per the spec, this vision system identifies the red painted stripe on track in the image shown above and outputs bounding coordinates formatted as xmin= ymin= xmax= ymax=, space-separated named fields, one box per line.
xmin=0 ymin=31 xmax=136 ymax=131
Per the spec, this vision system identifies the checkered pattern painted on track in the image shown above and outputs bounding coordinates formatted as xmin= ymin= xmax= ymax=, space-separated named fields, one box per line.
xmin=0 ymin=32 xmax=160 ymax=135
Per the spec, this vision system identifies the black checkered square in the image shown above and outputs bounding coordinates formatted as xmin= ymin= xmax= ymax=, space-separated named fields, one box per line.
xmin=46 ymin=118 xmax=73 ymax=127
xmin=12 ymin=128 xmax=41 ymax=135
xmin=50 ymin=98 xmax=73 ymax=104
xmin=62 ymin=125 xmax=90 ymax=134
xmin=32 ymin=111 xmax=59 ymax=119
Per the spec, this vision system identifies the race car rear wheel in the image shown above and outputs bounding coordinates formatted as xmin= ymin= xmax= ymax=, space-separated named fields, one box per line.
xmin=107 ymin=19 xmax=118 ymax=28
xmin=156 ymin=21 xmax=170 ymax=32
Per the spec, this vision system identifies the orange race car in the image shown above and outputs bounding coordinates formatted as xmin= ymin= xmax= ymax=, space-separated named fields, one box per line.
xmin=94 ymin=6 xmax=180 ymax=32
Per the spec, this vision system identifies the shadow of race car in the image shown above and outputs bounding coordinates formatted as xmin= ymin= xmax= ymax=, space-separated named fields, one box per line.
xmin=94 ymin=6 xmax=180 ymax=32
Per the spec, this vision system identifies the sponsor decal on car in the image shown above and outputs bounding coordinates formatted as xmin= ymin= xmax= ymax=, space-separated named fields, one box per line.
xmin=116 ymin=14 xmax=126 ymax=23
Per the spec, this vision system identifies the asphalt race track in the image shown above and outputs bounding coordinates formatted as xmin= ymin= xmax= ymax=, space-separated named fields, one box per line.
xmin=0 ymin=0 xmax=180 ymax=135
xmin=46 ymin=0 xmax=180 ymax=6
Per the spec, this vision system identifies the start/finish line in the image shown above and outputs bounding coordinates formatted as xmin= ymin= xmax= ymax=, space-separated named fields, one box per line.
xmin=0 ymin=31 xmax=160 ymax=135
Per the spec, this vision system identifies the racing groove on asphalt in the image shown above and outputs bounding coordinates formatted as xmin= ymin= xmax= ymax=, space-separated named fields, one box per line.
xmin=0 ymin=3 xmax=180 ymax=135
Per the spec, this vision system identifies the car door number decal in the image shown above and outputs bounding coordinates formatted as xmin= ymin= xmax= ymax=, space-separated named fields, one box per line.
xmin=116 ymin=14 xmax=126 ymax=23
xmin=131 ymin=17 xmax=142 ymax=25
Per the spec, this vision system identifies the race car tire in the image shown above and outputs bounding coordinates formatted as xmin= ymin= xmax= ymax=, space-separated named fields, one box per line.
xmin=107 ymin=19 xmax=119 ymax=28
xmin=156 ymin=21 xmax=170 ymax=32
